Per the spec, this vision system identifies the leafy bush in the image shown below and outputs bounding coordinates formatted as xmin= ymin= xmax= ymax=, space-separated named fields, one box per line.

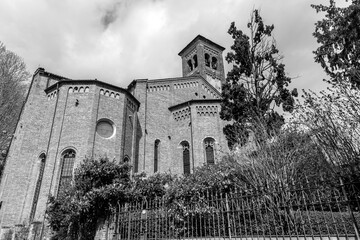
xmin=46 ymin=158 xmax=132 ymax=240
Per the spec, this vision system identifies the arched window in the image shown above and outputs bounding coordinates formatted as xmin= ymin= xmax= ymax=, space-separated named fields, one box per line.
xmin=193 ymin=55 xmax=198 ymax=68
xmin=187 ymin=59 xmax=193 ymax=71
xmin=205 ymin=53 xmax=210 ymax=67
xmin=30 ymin=153 xmax=46 ymax=221
xmin=181 ymin=141 xmax=190 ymax=175
xmin=204 ymin=137 xmax=215 ymax=165
xmin=211 ymin=57 xmax=218 ymax=70
xmin=154 ymin=140 xmax=160 ymax=173
xmin=58 ymin=149 xmax=76 ymax=195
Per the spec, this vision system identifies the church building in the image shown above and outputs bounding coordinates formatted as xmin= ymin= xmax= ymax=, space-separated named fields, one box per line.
xmin=0 ymin=35 xmax=229 ymax=236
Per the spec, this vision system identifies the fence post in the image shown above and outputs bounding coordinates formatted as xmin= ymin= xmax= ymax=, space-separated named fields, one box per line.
xmin=127 ymin=203 xmax=131 ymax=240
xmin=225 ymin=193 xmax=232 ymax=239
xmin=339 ymin=177 xmax=360 ymax=239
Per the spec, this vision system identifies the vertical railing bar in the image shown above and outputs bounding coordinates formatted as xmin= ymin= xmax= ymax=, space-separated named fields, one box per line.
xmin=148 ymin=199 xmax=151 ymax=240
xmin=333 ymin=180 xmax=350 ymax=238
xmin=199 ymin=192 xmax=204 ymax=238
xmin=154 ymin=199 xmax=158 ymax=240
xmin=257 ymin=183 xmax=267 ymax=239
xmin=203 ymin=191 xmax=208 ymax=239
xmin=293 ymin=183 xmax=306 ymax=237
xmin=340 ymin=177 xmax=360 ymax=239
xmin=234 ymin=187 xmax=242 ymax=238
xmin=275 ymin=181 xmax=286 ymax=238
xmin=300 ymin=179 xmax=314 ymax=239
xmin=279 ymin=181 xmax=293 ymax=238
xmin=295 ymin=179 xmax=306 ymax=238
xmin=349 ymin=180 xmax=360 ymax=217
xmin=116 ymin=202 xmax=123 ymax=240
xmin=241 ymin=187 xmax=248 ymax=237
xmin=210 ymin=189 xmax=216 ymax=238
xmin=218 ymin=190 xmax=223 ymax=238
xmin=290 ymin=183 xmax=298 ymax=238
xmin=208 ymin=191 xmax=212 ymax=239
xmin=190 ymin=204 xmax=194 ymax=239
xmin=127 ymin=202 xmax=131 ymax=240
xmin=261 ymin=182 xmax=278 ymax=240
xmin=225 ymin=192 xmax=232 ymax=239
xmin=314 ymin=177 xmax=330 ymax=238
xmin=269 ymin=181 xmax=279 ymax=240
xmin=229 ymin=190 xmax=237 ymax=238
xmin=326 ymin=183 xmax=341 ymax=238
xmin=204 ymin=190 xmax=208 ymax=238
xmin=187 ymin=204 xmax=190 ymax=240
xmin=278 ymin=182 xmax=287 ymax=237
xmin=246 ymin=184 xmax=254 ymax=239
xmin=250 ymin=185 xmax=260 ymax=238
xmin=306 ymin=176 xmax=323 ymax=238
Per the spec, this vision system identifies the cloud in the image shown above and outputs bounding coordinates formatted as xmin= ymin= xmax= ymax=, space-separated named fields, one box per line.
xmin=100 ymin=2 xmax=121 ymax=29
xmin=0 ymin=0 xmax=331 ymax=93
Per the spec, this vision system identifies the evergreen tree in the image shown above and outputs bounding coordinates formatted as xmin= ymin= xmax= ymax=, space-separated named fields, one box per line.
xmin=220 ymin=10 xmax=297 ymax=149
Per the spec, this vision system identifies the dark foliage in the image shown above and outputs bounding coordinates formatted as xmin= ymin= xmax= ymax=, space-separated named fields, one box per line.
xmin=46 ymin=158 xmax=132 ymax=240
xmin=220 ymin=10 xmax=297 ymax=149
xmin=312 ymin=0 xmax=360 ymax=87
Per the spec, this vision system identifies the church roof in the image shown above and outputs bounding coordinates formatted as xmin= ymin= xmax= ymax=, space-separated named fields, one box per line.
xmin=40 ymin=69 xmax=140 ymax=107
xmin=128 ymin=74 xmax=221 ymax=98
xmin=168 ymin=99 xmax=221 ymax=111
xmin=178 ymin=35 xmax=225 ymax=56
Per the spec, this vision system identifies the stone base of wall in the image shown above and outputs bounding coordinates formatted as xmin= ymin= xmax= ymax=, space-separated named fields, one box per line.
xmin=27 ymin=222 xmax=42 ymax=240
xmin=0 ymin=227 xmax=12 ymax=240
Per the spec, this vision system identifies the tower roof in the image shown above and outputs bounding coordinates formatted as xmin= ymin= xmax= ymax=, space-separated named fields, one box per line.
xmin=178 ymin=35 xmax=225 ymax=56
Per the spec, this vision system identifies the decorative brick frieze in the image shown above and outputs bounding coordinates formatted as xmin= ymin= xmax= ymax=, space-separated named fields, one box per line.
xmin=172 ymin=107 xmax=191 ymax=121
xmin=204 ymin=45 xmax=219 ymax=56
xmin=68 ymin=86 xmax=90 ymax=93
xmin=99 ymin=88 xmax=121 ymax=99
xmin=147 ymin=85 xmax=170 ymax=92
xmin=174 ymin=81 xmax=198 ymax=90
xmin=196 ymin=105 xmax=218 ymax=116
xmin=47 ymin=90 xmax=57 ymax=100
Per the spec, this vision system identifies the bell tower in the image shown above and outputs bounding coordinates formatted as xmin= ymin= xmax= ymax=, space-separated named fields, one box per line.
xmin=178 ymin=35 xmax=225 ymax=92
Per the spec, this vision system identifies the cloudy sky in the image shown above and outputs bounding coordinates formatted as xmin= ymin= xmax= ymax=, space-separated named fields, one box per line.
xmin=0 ymin=0 xmax=345 ymax=93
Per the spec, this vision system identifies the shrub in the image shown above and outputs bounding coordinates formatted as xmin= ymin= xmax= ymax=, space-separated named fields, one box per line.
xmin=46 ymin=157 xmax=132 ymax=240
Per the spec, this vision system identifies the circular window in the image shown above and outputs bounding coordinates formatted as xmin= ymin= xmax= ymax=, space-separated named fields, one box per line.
xmin=96 ymin=120 xmax=114 ymax=138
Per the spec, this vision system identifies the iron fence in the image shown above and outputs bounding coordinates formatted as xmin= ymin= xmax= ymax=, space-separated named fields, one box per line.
xmin=110 ymin=178 xmax=360 ymax=240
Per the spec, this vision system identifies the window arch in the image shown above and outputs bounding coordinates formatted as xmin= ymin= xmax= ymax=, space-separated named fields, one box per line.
xmin=187 ymin=59 xmax=193 ymax=71
xmin=181 ymin=141 xmax=190 ymax=175
xmin=204 ymin=137 xmax=215 ymax=165
xmin=193 ymin=55 xmax=198 ymax=68
xmin=58 ymin=149 xmax=76 ymax=195
xmin=30 ymin=153 xmax=46 ymax=221
xmin=211 ymin=57 xmax=218 ymax=70
xmin=205 ymin=53 xmax=210 ymax=67
xmin=154 ymin=140 xmax=160 ymax=173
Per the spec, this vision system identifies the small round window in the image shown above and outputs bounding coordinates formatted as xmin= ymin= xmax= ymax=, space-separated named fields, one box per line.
xmin=96 ymin=120 xmax=114 ymax=138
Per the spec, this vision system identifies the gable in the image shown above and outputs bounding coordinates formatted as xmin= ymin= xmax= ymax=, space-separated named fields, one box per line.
xmin=143 ymin=75 xmax=221 ymax=107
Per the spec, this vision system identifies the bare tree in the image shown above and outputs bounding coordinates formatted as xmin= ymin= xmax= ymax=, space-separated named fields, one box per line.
xmin=0 ymin=41 xmax=30 ymax=172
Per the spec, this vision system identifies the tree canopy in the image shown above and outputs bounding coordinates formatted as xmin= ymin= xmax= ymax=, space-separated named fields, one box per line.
xmin=220 ymin=10 xmax=297 ymax=149
xmin=312 ymin=0 xmax=360 ymax=87
xmin=0 ymin=42 xmax=30 ymax=174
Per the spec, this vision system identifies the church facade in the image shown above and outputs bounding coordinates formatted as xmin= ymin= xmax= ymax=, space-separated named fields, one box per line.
xmin=0 ymin=35 xmax=229 ymax=236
